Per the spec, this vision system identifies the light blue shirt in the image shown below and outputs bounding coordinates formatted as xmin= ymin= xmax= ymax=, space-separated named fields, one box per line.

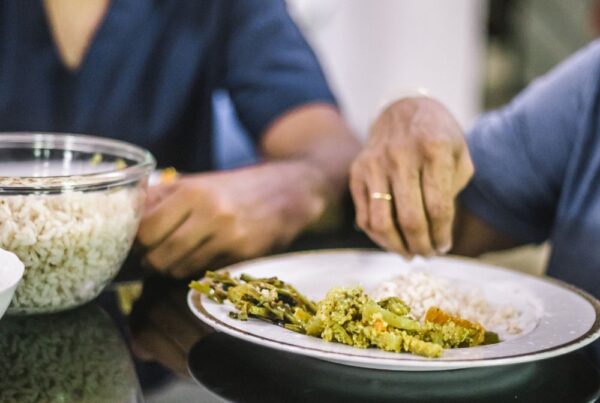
xmin=461 ymin=39 xmax=600 ymax=359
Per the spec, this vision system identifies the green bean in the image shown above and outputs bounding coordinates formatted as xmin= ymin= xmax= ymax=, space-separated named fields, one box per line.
xmin=283 ymin=324 xmax=305 ymax=333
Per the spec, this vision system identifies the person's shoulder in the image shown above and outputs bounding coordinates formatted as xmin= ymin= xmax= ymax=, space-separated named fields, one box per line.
xmin=543 ymin=39 xmax=600 ymax=85
xmin=558 ymin=39 xmax=600 ymax=73
xmin=571 ymin=39 xmax=600 ymax=60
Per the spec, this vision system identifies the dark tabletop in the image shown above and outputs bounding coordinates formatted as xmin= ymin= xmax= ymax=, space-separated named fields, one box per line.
xmin=1 ymin=226 xmax=599 ymax=403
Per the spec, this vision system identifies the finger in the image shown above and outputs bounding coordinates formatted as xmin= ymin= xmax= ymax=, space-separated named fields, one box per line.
xmin=391 ymin=166 xmax=435 ymax=256
xmin=364 ymin=171 xmax=409 ymax=256
xmin=452 ymin=148 xmax=474 ymax=194
xmin=145 ymin=214 xmax=214 ymax=271
xmin=422 ymin=156 xmax=455 ymax=254
xmin=137 ymin=188 xmax=190 ymax=248
xmin=349 ymin=175 xmax=369 ymax=230
xmin=169 ymin=237 xmax=226 ymax=279
xmin=145 ymin=184 xmax=168 ymax=210
xmin=146 ymin=179 xmax=181 ymax=210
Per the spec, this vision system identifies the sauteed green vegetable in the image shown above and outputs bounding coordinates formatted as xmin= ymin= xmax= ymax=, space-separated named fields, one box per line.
xmin=190 ymin=271 xmax=499 ymax=358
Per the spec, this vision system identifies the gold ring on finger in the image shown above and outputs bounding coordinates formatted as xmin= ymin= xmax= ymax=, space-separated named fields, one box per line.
xmin=370 ymin=192 xmax=393 ymax=201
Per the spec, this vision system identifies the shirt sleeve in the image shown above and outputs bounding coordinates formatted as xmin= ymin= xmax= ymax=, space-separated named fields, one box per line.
xmin=460 ymin=40 xmax=600 ymax=244
xmin=221 ymin=0 xmax=337 ymax=142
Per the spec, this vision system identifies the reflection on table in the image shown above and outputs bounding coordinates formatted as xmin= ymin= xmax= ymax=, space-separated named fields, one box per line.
xmin=188 ymin=332 xmax=600 ymax=403
xmin=0 ymin=304 xmax=142 ymax=403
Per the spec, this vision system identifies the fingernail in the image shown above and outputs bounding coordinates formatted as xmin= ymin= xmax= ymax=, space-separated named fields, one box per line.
xmin=437 ymin=243 xmax=452 ymax=254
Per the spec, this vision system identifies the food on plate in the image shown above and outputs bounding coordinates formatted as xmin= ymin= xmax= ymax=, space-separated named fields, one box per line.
xmin=372 ymin=272 xmax=522 ymax=336
xmin=0 ymin=188 xmax=140 ymax=313
xmin=190 ymin=271 xmax=498 ymax=358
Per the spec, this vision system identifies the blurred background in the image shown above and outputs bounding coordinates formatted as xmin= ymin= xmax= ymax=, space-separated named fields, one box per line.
xmin=287 ymin=0 xmax=597 ymax=134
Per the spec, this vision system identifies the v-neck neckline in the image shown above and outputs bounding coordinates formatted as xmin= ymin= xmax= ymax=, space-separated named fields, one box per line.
xmin=38 ymin=0 xmax=117 ymax=77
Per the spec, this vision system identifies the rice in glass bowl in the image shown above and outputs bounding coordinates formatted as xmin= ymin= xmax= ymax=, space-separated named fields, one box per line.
xmin=0 ymin=133 xmax=155 ymax=314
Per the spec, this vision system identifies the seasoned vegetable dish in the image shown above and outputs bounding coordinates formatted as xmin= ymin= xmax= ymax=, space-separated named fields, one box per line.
xmin=190 ymin=271 xmax=499 ymax=358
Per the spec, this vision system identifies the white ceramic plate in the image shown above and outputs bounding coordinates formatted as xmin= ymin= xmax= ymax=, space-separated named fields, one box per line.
xmin=188 ymin=250 xmax=600 ymax=371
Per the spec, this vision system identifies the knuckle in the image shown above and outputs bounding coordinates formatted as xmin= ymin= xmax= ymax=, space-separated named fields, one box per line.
xmin=370 ymin=215 xmax=393 ymax=234
xmin=163 ymin=232 xmax=185 ymax=251
xmin=363 ymin=158 xmax=382 ymax=177
xmin=136 ymin=230 xmax=153 ymax=248
xmin=179 ymin=234 xmax=198 ymax=252
xmin=231 ymin=225 xmax=249 ymax=244
xmin=420 ymin=138 xmax=448 ymax=161
xmin=351 ymin=151 xmax=378 ymax=173
xmin=145 ymin=253 xmax=165 ymax=270
xmin=349 ymin=176 xmax=364 ymax=193
xmin=352 ymin=151 xmax=384 ymax=177
xmin=350 ymin=159 xmax=366 ymax=178
xmin=399 ymin=215 xmax=426 ymax=235
xmin=427 ymin=201 xmax=453 ymax=220
xmin=213 ymin=201 xmax=236 ymax=222
xmin=384 ymin=145 xmax=405 ymax=166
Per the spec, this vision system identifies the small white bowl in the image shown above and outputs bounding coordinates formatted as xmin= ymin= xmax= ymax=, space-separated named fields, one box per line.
xmin=0 ymin=249 xmax=24 ymax=320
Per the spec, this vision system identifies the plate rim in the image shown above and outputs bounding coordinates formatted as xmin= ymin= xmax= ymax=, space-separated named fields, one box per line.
xmin=187 ymin=249 xmax=600 ymax=369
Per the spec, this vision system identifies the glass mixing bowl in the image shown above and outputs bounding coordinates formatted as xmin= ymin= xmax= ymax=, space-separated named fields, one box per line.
xmin=0 ymin=133 xmax=156 ymax=314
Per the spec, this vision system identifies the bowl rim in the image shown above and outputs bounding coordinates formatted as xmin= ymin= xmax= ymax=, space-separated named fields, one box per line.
xmin=0 ymin=132 xmax=156 ymax=192
xmin=0 ymin=249 xmax=24 ymax=293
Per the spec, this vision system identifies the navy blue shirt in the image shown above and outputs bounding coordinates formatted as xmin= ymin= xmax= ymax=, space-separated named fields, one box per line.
xmin=461 ymin=40 xmax=600 ymax=304
xmin=0 ymin=0 xmax=336 ymax=171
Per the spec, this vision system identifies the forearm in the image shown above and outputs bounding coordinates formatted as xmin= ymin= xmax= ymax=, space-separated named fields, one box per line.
xmin=451 ymin=203 xmax=522 ymax=257
xmin=259 ymin=103 xmax=361 ymax=226
xmin=255 ymin=147 xmax=356 ymax=235
xmin=256 ymin=159 xmax=332 ymax=232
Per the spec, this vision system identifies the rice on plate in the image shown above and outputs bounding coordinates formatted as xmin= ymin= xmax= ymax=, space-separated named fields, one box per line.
xmin=372 ymin=271 xmax=523 ymax=339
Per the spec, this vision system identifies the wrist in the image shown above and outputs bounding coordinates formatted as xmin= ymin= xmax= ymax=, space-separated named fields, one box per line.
xmin=285 ymin=160 xmax=329 ymax=223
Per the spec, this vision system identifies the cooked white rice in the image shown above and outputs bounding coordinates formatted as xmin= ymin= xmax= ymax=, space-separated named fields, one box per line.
xmin=372 ymin=271 xmax=522 ymax=335
xmin=0 ymin=188 xmax=139 ymax=313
